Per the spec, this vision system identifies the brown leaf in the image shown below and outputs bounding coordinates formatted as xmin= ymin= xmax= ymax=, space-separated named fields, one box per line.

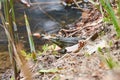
xmin=99 ymin=61 xmax=106 ymax=69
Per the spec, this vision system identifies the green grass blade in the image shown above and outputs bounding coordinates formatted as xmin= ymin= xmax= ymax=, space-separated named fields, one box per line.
xmin=100 ymin=0 xmax=120 ymax=37
xmin=9 ymin=0 xmax=15 ymax=21
xmin=24 ymin=12 xmax=36 ymax=60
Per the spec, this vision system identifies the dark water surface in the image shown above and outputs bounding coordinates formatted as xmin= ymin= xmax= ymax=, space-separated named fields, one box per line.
xmin=16 ymin=0 xmax=81 ymax=33
xmin=0 ymin=0 xmax=82 ymax=50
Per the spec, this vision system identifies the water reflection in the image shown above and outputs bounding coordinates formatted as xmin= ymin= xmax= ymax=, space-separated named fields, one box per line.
xmin=15 ymin=0 xmax=81 ymax=34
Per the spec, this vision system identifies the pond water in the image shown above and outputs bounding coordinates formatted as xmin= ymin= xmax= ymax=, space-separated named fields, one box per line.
xmin=16 ymin=0 xmax=81 ymax=33
xmin=0 ymin=0 xmax=82 ymax=51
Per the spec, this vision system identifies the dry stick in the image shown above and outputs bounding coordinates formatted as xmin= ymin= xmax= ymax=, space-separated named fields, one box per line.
xmin=73 ymin=0 xmax=83 ymax=11
xmin=68 ymin=19 xmax=103 ymax=37
xmin=60 ymin=29 xmax=78 ymax=36
xmin=30 ymin=1 xmax=61 ymax=5
xmin=60 ymin=29 xmax=78 ymax=37
xmin=60 ymin=29 xmax=78 ymax=33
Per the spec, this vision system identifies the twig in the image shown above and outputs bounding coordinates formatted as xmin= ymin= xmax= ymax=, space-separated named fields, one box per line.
xmin=60 ymin=29 xmax=78 ymax=33
xmin=30 ymin=1 xmax=61 ymax=5
xmin=73 ymin=0 xmax=83 ymax=11
xmin=68 ymin=18 xmax=103 ymax=37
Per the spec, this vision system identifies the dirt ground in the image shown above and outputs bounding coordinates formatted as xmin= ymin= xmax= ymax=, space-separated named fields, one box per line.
xmin=30 ymin=25 xmax=120 ymax=80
